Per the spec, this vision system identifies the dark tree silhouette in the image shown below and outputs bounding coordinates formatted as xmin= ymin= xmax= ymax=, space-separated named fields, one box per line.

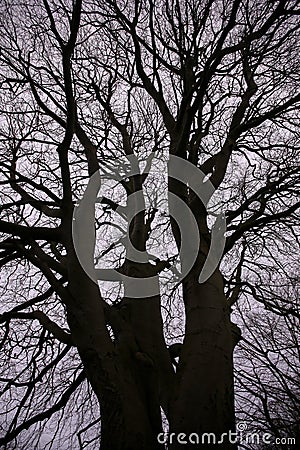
xmin=0 ymin=0 xmax=299 ymax=449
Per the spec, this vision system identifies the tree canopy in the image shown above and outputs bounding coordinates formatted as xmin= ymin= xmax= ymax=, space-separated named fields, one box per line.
xmin=0 ymin=0 xmax=299 ymax=448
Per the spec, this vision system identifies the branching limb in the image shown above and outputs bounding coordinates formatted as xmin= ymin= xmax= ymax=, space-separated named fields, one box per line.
xmin=0 ymin=311 xmax=73 ymax=346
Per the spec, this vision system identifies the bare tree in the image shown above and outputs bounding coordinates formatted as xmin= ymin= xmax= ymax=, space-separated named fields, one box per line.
xmin=0 ymin=0 xmax=299 ymax=449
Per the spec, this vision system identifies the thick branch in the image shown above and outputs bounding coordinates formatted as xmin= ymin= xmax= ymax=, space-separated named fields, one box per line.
xmin=0 ymin=220 xmax=61 ymax=242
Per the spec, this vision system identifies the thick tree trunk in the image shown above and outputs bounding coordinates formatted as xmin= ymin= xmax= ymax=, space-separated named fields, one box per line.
xmin=107 ymin=292 xmax=174 ymax=449
xmin=66 ymin=290 xmax=166 ymax=449
xmin=169 ymin=271 xmax=236 ymax=449
xmin=66 ymin=253 xmax=172 ymax=449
